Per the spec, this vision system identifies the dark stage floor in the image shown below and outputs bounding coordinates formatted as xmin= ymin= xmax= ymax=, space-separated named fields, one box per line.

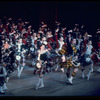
xmin=0 ymin=57 xmax=100 ymax=96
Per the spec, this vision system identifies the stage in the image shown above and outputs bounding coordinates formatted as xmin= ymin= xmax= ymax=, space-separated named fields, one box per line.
xmin=0 ymin=57 xmax=100 ymax=96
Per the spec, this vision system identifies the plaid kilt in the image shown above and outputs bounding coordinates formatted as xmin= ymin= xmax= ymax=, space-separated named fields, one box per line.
xmin=58 ymin=44 xmax=68 ymax=55
xmin=59 ymin=57 xmax=73 ymax=69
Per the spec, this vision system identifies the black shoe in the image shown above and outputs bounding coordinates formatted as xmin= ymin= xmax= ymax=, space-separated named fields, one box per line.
xmin=66 ymin=82 xmax=73 ymax=85
xmin=66 ymin=80 xmax=73 ymax=85
xmin=0 ymin=91 xmax=5 ymax=94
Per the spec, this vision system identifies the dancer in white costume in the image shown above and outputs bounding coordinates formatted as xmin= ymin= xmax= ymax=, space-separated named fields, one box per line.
xmin=81 ymin=40 xmax=94 ymax=80
xmin=55 ymin=36 xmax=65 ymax=72
xmin=16 ymin=38 xmax=26 ymax=78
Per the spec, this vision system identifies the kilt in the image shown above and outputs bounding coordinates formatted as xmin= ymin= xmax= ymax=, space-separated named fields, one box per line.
xmin=58 ymin=44 xmax=68 ymax=55
xmin=59 ymin=57 xmax=74 ymax=69
xmin=80 ymin=54 xmax=93 ymax=66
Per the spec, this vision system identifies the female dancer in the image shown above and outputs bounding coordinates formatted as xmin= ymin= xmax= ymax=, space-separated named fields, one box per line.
xmin=35 ymin=43 xmax=48 ymax=90
xmin=81 ymin=40 xmax=95 ymax=80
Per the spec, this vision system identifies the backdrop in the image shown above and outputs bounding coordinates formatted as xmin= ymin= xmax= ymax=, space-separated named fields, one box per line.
xmin=0 ymin=1 xmax=100 ymax=34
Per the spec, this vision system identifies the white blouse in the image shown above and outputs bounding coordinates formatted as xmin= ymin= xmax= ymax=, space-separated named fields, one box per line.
xmin=85 ymin=45 xmax=93 ymax=55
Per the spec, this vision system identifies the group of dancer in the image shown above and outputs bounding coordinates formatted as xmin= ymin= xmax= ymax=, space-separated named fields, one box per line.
xmin=0 ymin=16 xmax=100 ymax=94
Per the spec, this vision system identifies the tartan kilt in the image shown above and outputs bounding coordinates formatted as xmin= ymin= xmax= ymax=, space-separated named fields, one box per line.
xmin=58 ymin=45 xmax=68 ymax=55
xmin=59 ymin=57 xmax=74 ymax=69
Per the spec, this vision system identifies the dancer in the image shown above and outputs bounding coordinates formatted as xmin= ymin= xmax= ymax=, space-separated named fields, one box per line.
xmin=55 ymin=36 xmax=65 ymax=72
xmin=66 ymin=39 xmax=80 ymax=84
xmin=81 ymin=40 xmax=95 ymax=80
xmin=35 ymin=43 xmax=48 ymax=90
xmin=96 ymin=39 xmax=100 ymax=72
xmin=0 ymin=65 xmax=7 ymax=94
xmin=58 ymin=38 xmax=80 ymax=84
xmin=16 ymin=38 xmax=26 ymax=77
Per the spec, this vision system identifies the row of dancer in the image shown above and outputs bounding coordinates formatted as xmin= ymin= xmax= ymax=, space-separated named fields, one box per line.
xmin=34 ymin=23 xmax=100 ymax=89
xmin=0 ymin=16 xmax=100 ymax=93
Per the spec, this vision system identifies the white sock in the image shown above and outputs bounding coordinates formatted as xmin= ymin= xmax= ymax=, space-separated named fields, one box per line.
xmin=55 ymin=64 xmax=58 ymax=71
xmin=61 ymin=68 xmax=64 ymax=73
xmin=0 ymin=86 xmax=4 ymax=93
xmin=87 ymin=70 xmax=91 ymax=80
xmin=6 ymin=77 xmax=9 ymax=82
xmin=69 ymin=76 xmax=73 ymax=81
xmin=19 ymin=67 xmax=24 ymax=77
xmin=39 ymin=78 xmax=44 ymax=88
xmin=3 ymin=83 xmax=7 ymax=90
xmin=68 ymin=76 xmax=73 ymax=84
xmin=18 ymin=66 xmax=19 ymax=72
xmin=82 ymin=71 xmax=85 ymax=78
xmin=90 ymin=63 xmax=93 ymax=72
xmin=36 ymin=78 xmax=41 ymax=90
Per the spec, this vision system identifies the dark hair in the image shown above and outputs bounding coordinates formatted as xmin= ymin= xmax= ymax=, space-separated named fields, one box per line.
xmin=39 ymin=42 xmax=46 ymax=48
xmin=87 ymin=39 xmax=92 ymax=43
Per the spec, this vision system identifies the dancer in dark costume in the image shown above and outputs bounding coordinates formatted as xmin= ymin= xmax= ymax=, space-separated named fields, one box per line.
xmin=58 ymin=39 xmax=80 ymax=84
xmin=35 ymin=43 xmax=48 ymax=90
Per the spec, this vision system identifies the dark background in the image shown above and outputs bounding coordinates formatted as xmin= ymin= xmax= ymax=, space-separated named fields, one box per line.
xmin=0 ymin=1 xmax=100 ymax=34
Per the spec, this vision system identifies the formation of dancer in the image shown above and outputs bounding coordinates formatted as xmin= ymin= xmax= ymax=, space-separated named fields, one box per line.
xmin=0 ymin=16 xmax=100 ymax=93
